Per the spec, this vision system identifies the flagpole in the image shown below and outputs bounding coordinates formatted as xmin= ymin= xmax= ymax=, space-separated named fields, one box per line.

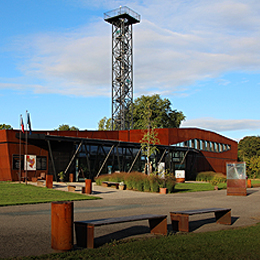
xmin=19 ymin=115 xmax=22 ymax=183
xmin=25 ymin=110 xmax=28 ymax=185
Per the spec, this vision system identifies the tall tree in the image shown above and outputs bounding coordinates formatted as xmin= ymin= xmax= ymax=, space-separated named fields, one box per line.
xmin=238 ymin=136 xmax=260 ymax=178
xmin=140 ymin=103 xmax=160 ymax=175
xmin=238 ymin=136 xmax=260 ymax=161
xmin=132 ymin=94 xmax=185 ymax=129
xmin=97 ymin=94 xmax=185 ymax=130
xmin=0 ymin=124 xmax=13 ymax=130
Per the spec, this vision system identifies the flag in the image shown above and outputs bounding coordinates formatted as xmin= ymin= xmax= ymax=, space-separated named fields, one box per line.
xmin=27 ymin=113 xmax=32 ymax=135
xmin=20 ymin=115 xmax=24 ymax=133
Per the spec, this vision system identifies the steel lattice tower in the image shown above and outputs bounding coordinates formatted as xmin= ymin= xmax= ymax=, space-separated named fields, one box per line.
xmin=104 ymin=6 xmax=141 ymax=130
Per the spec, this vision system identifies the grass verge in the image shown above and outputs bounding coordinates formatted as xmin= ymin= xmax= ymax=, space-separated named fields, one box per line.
xmin=14 ymin=223 xmax=260 ymax=260
xmin=0 ymin=182 xmax=100 ymax=206
xmin=174 ymin=182 xmax=227 ymax=192
xmin=251 ymin=179 xmax=260 ymax=187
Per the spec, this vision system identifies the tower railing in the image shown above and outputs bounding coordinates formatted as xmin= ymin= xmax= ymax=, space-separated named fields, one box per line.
xmin=104 ymin=6 xmax=141 ymax=22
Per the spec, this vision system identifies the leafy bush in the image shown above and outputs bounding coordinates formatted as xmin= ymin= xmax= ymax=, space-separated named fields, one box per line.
xmin=124 ymin=172 xmax=136 ymax=190
xmin=143 ymin=178 xmax=151 ymax=192
xmin=196 ymin=172 xmax=226 ymax=186
xmin=95 ymin=174 xmax=113 ymax=185
xmin=209 ymin=174 xmax=227 ymax=186
xmin=165 ymin=177 xmax=176 ymax=193
xmin=95 ymin=171 xmax=176 ymax=193
xmin=109 ymin=172 xmax=125 ymax=182
xmin=150 ymin=176 xmax=161 ymax=192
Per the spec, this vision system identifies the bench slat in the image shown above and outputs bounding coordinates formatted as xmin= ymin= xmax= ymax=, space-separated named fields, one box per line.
xmin=75 ymin=214 xmax=167 ymax=227
xmin=170 ymin=208 xmax=231 ymax=215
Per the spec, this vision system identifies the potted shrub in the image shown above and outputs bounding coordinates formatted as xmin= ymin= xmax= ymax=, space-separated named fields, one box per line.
xmin=119 ymin=181 xmax=125 ymax=190
xmin=58 ymin=171 xmax=64 ymax=182
xmin=159 ymin=185 xmax=168 ymax=194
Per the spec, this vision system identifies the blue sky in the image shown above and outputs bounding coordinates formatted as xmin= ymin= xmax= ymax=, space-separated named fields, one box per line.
xmin=1 ymin=0 xmax=260 ymax=141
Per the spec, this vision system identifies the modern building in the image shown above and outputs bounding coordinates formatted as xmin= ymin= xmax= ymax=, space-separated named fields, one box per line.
xmin=0 ymin=127 xmax=237 ymax=182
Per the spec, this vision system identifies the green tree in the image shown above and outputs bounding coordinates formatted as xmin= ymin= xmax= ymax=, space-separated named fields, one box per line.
xmin=132 ymin=94 xmax=185 ymax=129
xmin=140 ymin=103 xmax=160 ymax=175
xmin=248 ymin=156 xmax=260 ymax=179
xmin=0 ymin=124 xmax=13 ymax=130
xmin=55 ymin=124 xmax=79 ymax=131
xmin=238 ymin=136 xmax=260 ymax=178
xmin=98 ymin=117 xmax=112 ymax=130
xmin=238 ymin=136 xmax=260 ymax=161
xmin=97 ymin=94 xmax=185 ymax=130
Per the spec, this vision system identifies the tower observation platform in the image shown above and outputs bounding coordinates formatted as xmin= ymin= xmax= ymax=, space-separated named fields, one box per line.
xmin=104 ymin=6 xmax=141 ymax=130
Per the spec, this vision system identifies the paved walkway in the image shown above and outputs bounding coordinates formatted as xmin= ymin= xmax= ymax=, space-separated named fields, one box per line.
xmin=0 ymin=182 xmax=259 ymax=259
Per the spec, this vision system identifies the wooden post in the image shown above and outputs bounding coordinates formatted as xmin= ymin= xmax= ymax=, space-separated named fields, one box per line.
xmin=85 ymin=179 xmax=92 ymax=194
xmin=69 ymin=173 xmax=74 ymax=182
xmin=46 ymin=174 xmax=53 ymax=189
xmin=51 ymin=201 xmax=73 ymax=251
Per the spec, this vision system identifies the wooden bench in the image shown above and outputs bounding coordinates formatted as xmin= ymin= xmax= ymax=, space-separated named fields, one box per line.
xmin=170 ymin=208 xmax=231 ymax=232
xmin=74 ymin=214 xmax=167 ymax=248
xmin=101 ymin=181 xmax=120 ymax=189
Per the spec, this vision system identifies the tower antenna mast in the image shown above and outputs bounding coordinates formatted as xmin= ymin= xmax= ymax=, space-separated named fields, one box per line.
xmin=104 ymin=6 xmax=141 ymax=130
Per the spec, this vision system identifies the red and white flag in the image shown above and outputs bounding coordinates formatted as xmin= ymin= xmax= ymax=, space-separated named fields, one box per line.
xmin=20 ymin=115 xmax=24 ymax=133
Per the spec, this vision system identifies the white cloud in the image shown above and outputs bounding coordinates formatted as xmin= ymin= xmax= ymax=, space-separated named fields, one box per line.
xmin=182 ymin=117 xmax=260 ymax=132
xmin=4 ymin=0 xmax=260 ymax=97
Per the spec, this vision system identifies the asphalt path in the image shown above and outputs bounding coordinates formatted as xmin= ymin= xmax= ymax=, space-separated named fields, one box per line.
xmin=0 ymin=183 xmax=259 ymax=259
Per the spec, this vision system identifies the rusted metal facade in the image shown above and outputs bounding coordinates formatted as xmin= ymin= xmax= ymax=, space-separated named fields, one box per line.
xmin=0 ymin=128 xmax=237 ymax=181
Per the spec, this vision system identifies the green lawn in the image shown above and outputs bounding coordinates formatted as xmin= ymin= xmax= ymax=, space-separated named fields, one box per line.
xmin=174 ymin=182 xmax=227 ymax=192
xmin=251 ymin=179 xmax=260 ymax=187
xmin=0 ymin=182 xmax=100 ymax=206
xmin=15 ymin=223 xmax=260 ymax=260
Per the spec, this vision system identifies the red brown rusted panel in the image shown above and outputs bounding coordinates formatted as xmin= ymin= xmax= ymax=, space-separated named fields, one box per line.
xmin=86 ymin=225 xmax=95 ymax=249
xmin=170 ymin=213 xmax=189 ymax=232
xmin=149 ymin=216 xmax=167 ymax=235
xmin=227 ymin=187 xmax=247 ymax=196
xmin=215 ymin=210 xmax=231 ymax=225
xmin=51 ymin=201 xmax=73 ymax=251
xmin=85 ymin=179 xmax=92 ymax=194
xmin=69 ymin=173 xmax=74 ymax=182
xmin=46 ymin=174 xmax=53 ymax=189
